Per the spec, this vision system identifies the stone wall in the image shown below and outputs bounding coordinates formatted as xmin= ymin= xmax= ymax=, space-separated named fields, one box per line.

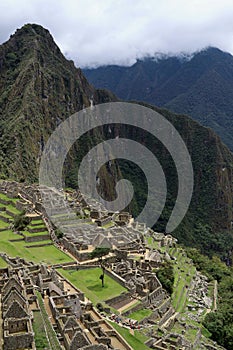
xmin=104 ymin=269 xmax=126 ymax=288
xmin=122 ymin=302 xmax=143 ymax=316
xmin=24 ymin=234 xmax=50 ymax=242
xmin=159 ymin=307 xmax=174 ymax=326
xmin=4 ymin=331 xmax=34 ymax=350
xmin=105 ymin=292 xmax=131 ymax=308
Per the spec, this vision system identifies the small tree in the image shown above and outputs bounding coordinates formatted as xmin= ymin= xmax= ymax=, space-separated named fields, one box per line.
xmin=157 ymin=261 xmax=174 ymax=295
xmin=89 ymin=247 xmax=110 ymax=287
xmin=13 ymin=211 xmax=31 ymax=231
xmin=55 ymin=228 xmax=63 ymax=239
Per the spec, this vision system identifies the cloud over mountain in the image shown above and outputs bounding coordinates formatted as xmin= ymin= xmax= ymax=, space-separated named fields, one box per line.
xmin=1 ymin=0 xmax=233 ymax=67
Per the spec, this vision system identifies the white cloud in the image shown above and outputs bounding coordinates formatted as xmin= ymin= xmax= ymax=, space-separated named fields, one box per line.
xmin=1 ymin=0 xmax=233 ymax=67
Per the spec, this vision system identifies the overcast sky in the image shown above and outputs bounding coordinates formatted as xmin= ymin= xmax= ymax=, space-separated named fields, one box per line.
xmin=1 ymin=0 xmax=233 ymax=67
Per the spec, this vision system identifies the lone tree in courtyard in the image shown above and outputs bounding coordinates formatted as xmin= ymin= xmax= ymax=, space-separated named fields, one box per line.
xmin=89 ymin=247 xmax=110 ymax=287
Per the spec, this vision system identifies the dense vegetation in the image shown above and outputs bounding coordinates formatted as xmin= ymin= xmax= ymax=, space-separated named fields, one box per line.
xmin=114 ymin=105 xmax=233 ymax=261
xmin=185 ymin=247 xmax=233 ymax=349
xmin=156 ymin=261 xmax=174 ymax=294
xmin=13 ymin=211 xmax=31 ymax=230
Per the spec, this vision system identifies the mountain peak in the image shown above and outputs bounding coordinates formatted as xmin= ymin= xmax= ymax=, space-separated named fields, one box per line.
xmin=4 ymin=23 xmax=59 ymax=54
xmin=196 ymin=46 xmax=232 ymax=59
xmin=13 ymin=23 xmax=53 ymax=41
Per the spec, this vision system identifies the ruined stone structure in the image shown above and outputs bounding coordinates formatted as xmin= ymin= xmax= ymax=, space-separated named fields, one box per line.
xmin=0 ymin=180 xmax=226 ymax=350
xmin=0 ymin=271 xmax=35 ymax=349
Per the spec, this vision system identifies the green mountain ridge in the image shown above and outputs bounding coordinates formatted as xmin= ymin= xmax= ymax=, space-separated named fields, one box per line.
xmin=0 ymin=24 xmax=233 ymax=259
xmin=0 ymin=23 xmax=117 ymax=182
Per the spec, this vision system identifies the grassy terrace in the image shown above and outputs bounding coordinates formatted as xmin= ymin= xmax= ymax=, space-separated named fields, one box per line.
xmin=129 ymin=308 xmax=153 ymax=321
xmin=25 ymin=239 xmax=53 ymax=246
xmin=30 ymin=219 xmax=44 ymax=224
xmin=0 ymin=256 xmax=7 ymax=268
xmin=5 ymin=204 xmax=21 ymax=215
xmin=27 ymin=223 xmax=47 ymax=229
xmin=102 ymin=221 xmax=115 ymax=229
xmin=167 ymin=247 xmax=196 ymax=313
xmin=36 ymin=292 xmax=61 ymax=350
xmin=109 ymin=321 xmax=150 ymax=350
xmin=0 ymin=193 xmax=18 ymax=203
xmin=121 ymin=301 xmax=141 ymax=314
xmin=0 ymin=221 xmax=10 ymax=229
xmin=0 ymin=229 xmax=73 ymax=265
xmin=33 ymin=310 xmax=50 ymax=350
xmin=57 ymin=267 xmax=127 ymax=305
xmin=22 ymin=230 xmax=49 ymax=237
xmin=0 ymin=212 xmax=13 ymax=220
xmin=0 ymin=192 xmax=74 ymax=265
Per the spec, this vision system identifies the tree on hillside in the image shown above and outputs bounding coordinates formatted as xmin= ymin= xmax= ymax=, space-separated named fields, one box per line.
xmin=156 ymin=261 xmax=174 ymax=295
xmin=89 ymin=247 xmax=110 ymax=287
xmin=13 ymin=211 xmax=31 ymax=231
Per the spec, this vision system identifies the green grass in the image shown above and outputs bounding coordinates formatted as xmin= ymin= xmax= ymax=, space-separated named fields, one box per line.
xmin=30 ymin=219 xmax=45 ymax=225
xmin=22 ymin=230 xmax=49 ymax=237
xmin=109 ymin=321 xmax=150 ymax=350
xmin=36 ymin=292 xmax=61 ymax=350
xmin=129 ymin=308 xmax=153 ymax=321
xmin=6 ymin=204 xmax=21 ymax=214
xmin=32 ymin=310 xmax=50 ymax=350
xmin=0 ymin=256 xmax=7 ymax=268
xmin=0 ymin=192 xmax=73 ymax=265
xmin=0 ymin=193 xmax=18 ymax=203
xmin=0 ymin=229 xmax=73 ymax=264
xmin=122 ymin=301 xmax=141 ymax=313
xmin=27 ymin=224 xmax=47 ymax=230
xmin=0 ymin=212 xmax=12 ymax=219
xmin=0 ymin=221 xmax=10 ymax=229
xmin=201 ymin=325 xmax=212 ymax=338
xmin=102 ymin=221 xmax=115 ymax=229
xmin=25 ymin=240 xmax=53 ymax=246
xmin=0 ymin=229 xmax=21 ymax=240
xmin=171 ymin=248 xmax=196 ymax=313
xmin=57 ymin=268 xmax=127 ymax=305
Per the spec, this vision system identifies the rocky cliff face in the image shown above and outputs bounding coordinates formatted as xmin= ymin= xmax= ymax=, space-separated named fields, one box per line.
xmin=0 ymin=24 xmax=233 ymax=256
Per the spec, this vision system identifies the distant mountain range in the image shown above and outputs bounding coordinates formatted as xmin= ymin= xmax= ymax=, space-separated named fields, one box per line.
xmin=84 ymin=47 xmax=233 ymax=151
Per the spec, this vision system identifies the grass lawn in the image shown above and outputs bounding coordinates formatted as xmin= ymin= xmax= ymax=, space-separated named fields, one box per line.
xmin=32 ymin=310 xmax=50 ymax=350
xmin=0 ymin=229 xmax=73 ymax=265
xmin=57 ymin=268 xmax=127 ymax=305
xmin=27 ymin=223 xmax=47 ymax=230
xmin=122 ymin=301 xmax=141 ymax=313
xmin=6 ymin=204 xmax=21 ymax=215
xmin=25 ymin=240 xmax=53 ymax=246
xmin=102 ymin=221 xmax=115 ymax=229
xmin=171 ymin=248 xmax=196 ymax=313
xmin=129 ymin=308 xmax=153 ymax=321
xmin=0 ymin=192 xmax=74 ymax=265
xmin=0 ymin=212 xmax=13 ymax=220
xmin=0 ymin=221 xmax=10 ymax=229
xmin=0 ymin=193 xmax=18 ymax=203
xmin=109 ymin=321 xmax=150 ymax=350
xmin=30 ymin=219 xmax=45 ymax=225
xmin=36 ymin=292 xmax=61 ymax=350
xmin=0 ymin=256 xmax=7 ymax=268
xmin=22 ymin=230 xmax=49 ymax=237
